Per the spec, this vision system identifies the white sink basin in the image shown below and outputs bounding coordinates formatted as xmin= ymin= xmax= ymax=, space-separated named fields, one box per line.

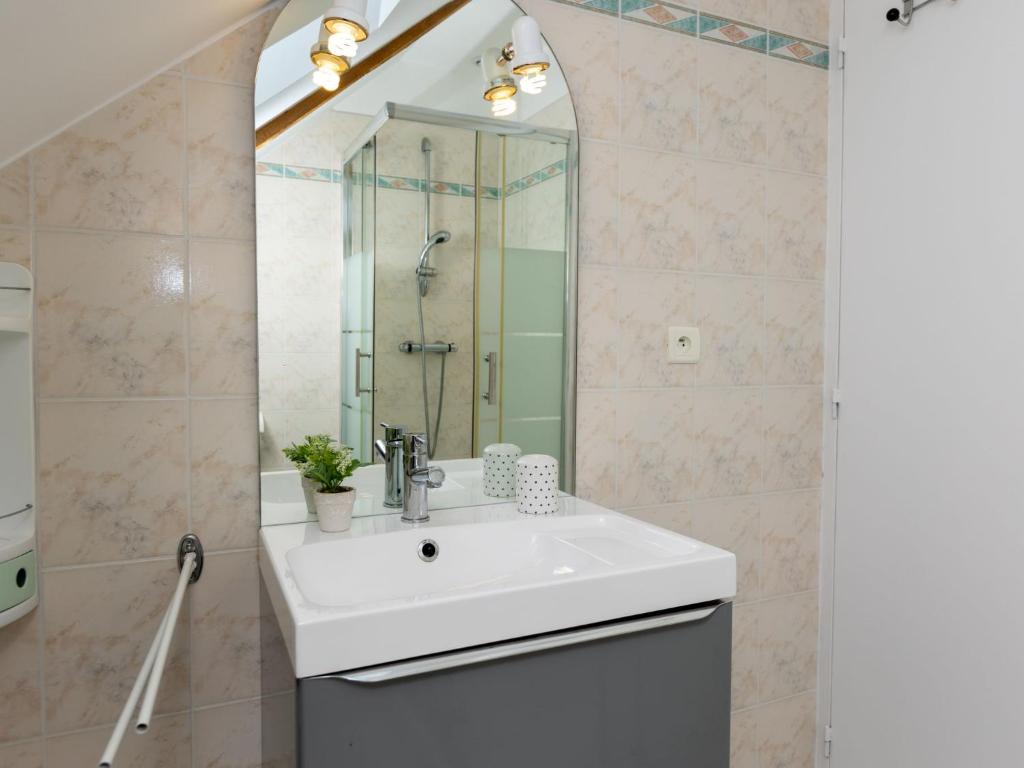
xmin=260 ymin=497 xmax=736 ymax=678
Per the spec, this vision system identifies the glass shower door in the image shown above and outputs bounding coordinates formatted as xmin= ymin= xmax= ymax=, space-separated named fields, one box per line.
xmin=341 ymin=140 xmax=376 ymax=463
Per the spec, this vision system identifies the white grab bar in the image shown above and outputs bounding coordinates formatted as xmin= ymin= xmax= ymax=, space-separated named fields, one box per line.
xmin=98 ymin=534 xmax=203 ymax=768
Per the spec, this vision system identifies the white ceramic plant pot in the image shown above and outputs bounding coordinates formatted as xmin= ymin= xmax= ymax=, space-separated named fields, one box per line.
xmin=314 ymin=488 xmax=355 ymax=532
xmin=301 ymin=475 xmax=318 ymax=516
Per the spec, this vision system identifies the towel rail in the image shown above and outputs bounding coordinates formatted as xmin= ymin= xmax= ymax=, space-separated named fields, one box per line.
xmin=98 ymin=534 xmax=203 ymax=768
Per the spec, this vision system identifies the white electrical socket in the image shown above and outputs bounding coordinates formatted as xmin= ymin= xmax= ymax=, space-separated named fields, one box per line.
xmin=667 ymin=326 xmax=700 ymax=364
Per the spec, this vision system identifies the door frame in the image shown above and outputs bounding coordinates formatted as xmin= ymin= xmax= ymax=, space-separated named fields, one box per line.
xmin=816 ymin=0 xmax=846 ymax=764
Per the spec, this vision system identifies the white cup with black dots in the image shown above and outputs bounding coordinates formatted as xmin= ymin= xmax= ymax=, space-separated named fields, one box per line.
xmin=516 ymin=454 xmax=560 ymax=515
xmin=483 ymin=443 xmax=521 ymax=498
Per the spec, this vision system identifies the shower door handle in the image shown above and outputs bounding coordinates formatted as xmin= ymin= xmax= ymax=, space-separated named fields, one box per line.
xmin=482 ymin=352 xmax=497 ymax=404
xmin=355 ymin=348 xmax=375 ymax=396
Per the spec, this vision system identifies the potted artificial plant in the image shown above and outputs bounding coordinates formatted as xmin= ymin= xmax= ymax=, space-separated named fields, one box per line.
xmin=282 ymin=434 xmax=334 ymax=516
xmin=303 ymin=441 xmax=361 ymax=532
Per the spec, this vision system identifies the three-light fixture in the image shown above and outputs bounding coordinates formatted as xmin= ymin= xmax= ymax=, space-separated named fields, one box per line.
xmin=311 ymin=0 xmax=369 ymax=92
xmin=481 ymin=16 xmax=550 ymax=118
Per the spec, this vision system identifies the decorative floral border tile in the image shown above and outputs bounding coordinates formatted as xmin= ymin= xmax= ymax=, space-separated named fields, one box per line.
xmin=768 ymin=32 xmax=830 ymax=69
xmin=505 ymin=158 xmax=568 ymax=197
xmin=621 ymin=0 xmax=699 ymax=35
xmin=699 ymin=13 xmax=768 ymax=52
xmin=546 ymin=0 xmax=829 ymax=69
xmin=549 ymin=0 xmax=618 ymax=17
xmin=256 ymin=162 xmax=563 ymax=200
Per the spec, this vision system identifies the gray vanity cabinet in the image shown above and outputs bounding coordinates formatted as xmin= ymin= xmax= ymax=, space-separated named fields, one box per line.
xmin=296 ymin=602 xmax=731 ymax=767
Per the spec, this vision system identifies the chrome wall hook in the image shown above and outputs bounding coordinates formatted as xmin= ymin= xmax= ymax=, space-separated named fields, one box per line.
xmin=886 ymin=0 xmax=957 ymax=26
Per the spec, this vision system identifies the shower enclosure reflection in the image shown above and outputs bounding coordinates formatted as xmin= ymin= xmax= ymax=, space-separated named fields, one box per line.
xmin=341 ymin=105 xmax=571 ymax=467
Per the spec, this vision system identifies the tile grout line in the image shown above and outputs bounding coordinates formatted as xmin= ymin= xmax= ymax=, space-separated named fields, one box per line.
xmin=40 ymin=547 xmax=258 ymax=574
xmin=180 ymin=69 xmax=198 ymax=768
xmin=28 ymin=145 xmax=50 ymax=767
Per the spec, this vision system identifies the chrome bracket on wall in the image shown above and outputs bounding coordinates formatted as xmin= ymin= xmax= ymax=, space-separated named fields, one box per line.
xmin=886 ymin=0 xmax=958 ymax=26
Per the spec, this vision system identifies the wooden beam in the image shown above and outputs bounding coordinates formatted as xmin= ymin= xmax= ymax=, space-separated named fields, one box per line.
xmin=255 ymin=0 xmax=473 ymax=149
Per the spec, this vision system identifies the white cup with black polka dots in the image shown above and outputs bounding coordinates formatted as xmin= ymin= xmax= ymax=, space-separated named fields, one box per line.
xmin=483 ymin=443 xmax=521 ymax=498
xmin=515 ymin=454 xmax=560 ymax=515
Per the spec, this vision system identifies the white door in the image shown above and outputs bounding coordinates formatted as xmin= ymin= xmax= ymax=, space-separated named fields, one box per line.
xmin=830 ymin=1 xmax=1024 ymax=765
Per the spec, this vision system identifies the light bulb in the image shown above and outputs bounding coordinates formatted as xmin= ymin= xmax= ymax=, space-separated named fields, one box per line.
xmin=312 ymin=65 xmax=341 ymax=92
xmin=328 ymin=29 xmax=358 ymax=57
xmin=519 ymin=72 xmax=547 ymax=95
xmin=491 ymin=97 xmax=517 ymax=117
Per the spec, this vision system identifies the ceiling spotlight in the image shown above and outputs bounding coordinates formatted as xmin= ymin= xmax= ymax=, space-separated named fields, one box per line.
xmin=509 ymin=16 xmax=550 ymax=76
xmin=310 ymin=33 xmax=349 ymax=92
xmin=491 ymin=97 xmax=517 ymax=118
xmin=324 ymin=0 xmax=369 ymax=56
xmin=323 ymin=0 xmax=368 ymax=41
xmin=480 ymin=47 xmax=517 ymax=104
xmin=519 ymin=72 xmax=547 ymax=95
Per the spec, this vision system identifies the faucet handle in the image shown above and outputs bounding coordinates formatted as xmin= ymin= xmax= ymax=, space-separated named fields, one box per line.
xmin=412 ymin=465 xmax=445 ymax=489
xmin=380 ymin=423 xmax=405 ymax=443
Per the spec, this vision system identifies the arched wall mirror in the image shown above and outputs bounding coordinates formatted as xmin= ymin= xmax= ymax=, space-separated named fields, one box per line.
xmin=255 ymin=0 xmax=579 ymax=526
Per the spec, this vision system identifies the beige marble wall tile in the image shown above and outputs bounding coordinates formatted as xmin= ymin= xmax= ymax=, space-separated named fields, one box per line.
xmin=617 ymin=269 xmax=696 ymax=388
xmin=763 ymin=386 xmax=822 ymax=491
xmin=621 ymin=24 xmax=699 ymax=153
xmin=732 ymin=602 xmax=759 ymax=709
xmin=575 ymin=390 xmax=618 ymax=507
xmin=766 ymin=169 xmax=826 ymax=279
xmin=701 ymin=0 xmax=767 ymax=25
xmin=768 ymin=0 xmax=829 ymax=42
xmin=185 ymin=9 xmax=278 ymax=85
xmin=47 ymin=713 xmax=191 ymax=768
xmin=620 ymin=147 xmax=696 ymax=270
xmin=0 ymin=740 xmax=43 ymax=768
xmin=578 ymin=141 xmax=619 ymax=266
xmin=188 ymin=80 xmax=255 ymax=239
xmin=699 ymin=43 xmax=767 ymax=164
xmin=696 ymin=275 xmax=764 ymax=387
xmin=0 ymin=228 xmax=30 ymax=270
xmin=190 ymin=399 xmax=259 ymax=551
xmin=617 ymin=389 xmax=693 ymax=507
xmin=0 ymin=156 xmax=29 ymax=227
xmin=693 ymin=388 xmax=763 ymax=498
xmin=43 ymin=560 xmax=189 ymax=733
xmin=191 ymin=551 xmax=261 ymax=706
xmin=38 ymin=400 xmax=187 ymax=567
xmin=35 ymin=230 xmax=187 ymax=397
xmin=193 ymin=699 xmax=261 ymax=768
xmin=761 ymin=489 xmax=819 ymax=597
xmin=767 ymin=59 xmax=828 ymax=175
xmin=518 ymin=0 xmax=619 ymax=141
xmin=190 ymin=239 xmax=258 ymax=395
xmin=730 ymin=709 xmax=758 ymax=768
xmin=765 ymin=279 xmax=823 ymax=385
xmin=697 ymin=160 xmax=766 ymax=275
xmin=577 ymin=267 xmax=618 ymax=389
xmin=757 ymin=691 xmax=816 ymax=768
xmin=690 ymin=495 xmax=761 ymax=603
xmin=33 ymin=74 xmax=184 ymax=235
xmin=758 ymin=591 xmax=818 ymax=701
xmin=624 ymin=503 xmax=691 ymax=534
xmin=0 ymin=611 xmax=41 ymax=743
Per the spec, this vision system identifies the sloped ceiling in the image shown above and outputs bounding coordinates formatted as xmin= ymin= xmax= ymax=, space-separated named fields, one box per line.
xmin=0 ymin=0 xmax=276 ymax=167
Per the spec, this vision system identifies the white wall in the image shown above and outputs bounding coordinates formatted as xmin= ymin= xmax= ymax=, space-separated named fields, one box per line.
xmin=824 ymin=1 xmax=1024 ymax=765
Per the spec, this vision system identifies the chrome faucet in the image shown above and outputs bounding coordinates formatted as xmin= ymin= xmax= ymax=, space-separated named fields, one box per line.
xmin=401 ymin=432 xmax=444 ymax=523
xmin=373 ymin=423 xmax=405 ymax=509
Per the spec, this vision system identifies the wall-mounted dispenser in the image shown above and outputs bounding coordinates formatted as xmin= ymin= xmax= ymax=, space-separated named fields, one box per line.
xmin=0 ymin=262 xmax=36 ymax=628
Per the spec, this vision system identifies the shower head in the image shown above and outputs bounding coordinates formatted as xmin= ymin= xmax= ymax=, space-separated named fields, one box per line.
xmin=416 ymin=230 xmax=451 ymax=296
xmin=421 ymin=137 xmax=432 ymax=153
